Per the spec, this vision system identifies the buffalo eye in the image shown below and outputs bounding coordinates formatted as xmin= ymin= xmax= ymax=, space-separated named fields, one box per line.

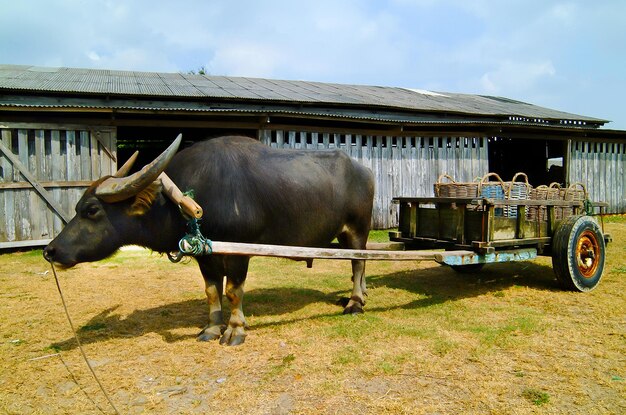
xmin=84 ymin=204 xmax=100 ymax=219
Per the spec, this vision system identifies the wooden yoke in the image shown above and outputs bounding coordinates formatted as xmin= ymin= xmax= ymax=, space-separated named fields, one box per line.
xmin=159 ymin=173 xmax=203 ymax=219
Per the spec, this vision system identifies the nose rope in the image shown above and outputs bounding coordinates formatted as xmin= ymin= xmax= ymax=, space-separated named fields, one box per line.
xmin=48 ymin=261 xmax=121 ymax=415
xmin=179 ymin=217 xmax=213 ymax=255
xmin=167 ymin=190 xmax=213 ymax=262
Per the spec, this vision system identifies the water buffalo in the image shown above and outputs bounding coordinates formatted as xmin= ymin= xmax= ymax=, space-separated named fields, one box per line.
xmin=43 ymin=135 xmax=375 ymax=345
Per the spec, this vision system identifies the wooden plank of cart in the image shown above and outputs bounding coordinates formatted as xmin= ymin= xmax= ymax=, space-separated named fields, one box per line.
xmin=389 ymin=196 xmax=611 ymax=292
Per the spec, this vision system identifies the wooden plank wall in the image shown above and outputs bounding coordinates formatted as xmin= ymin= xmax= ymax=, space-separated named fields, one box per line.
xmin=568 ymin=140 xmax=625 ymax=213
xmin=0 ymin=124 xmax=116 ymax=248
xmin=259 ymin=129 xmax=489 ymax=229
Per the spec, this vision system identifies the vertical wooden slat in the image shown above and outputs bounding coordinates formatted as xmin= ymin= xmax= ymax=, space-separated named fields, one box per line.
xmin=80 ymin=130 xmax=91 ymax=180
xmin=30 ymin=130 xmax=46 ymax=239
xmin=90 ymin=130 xmax=102 ymax=179
xmin=16 ymin=130 xmax=31 ymax=240
xmin=1 ymin=130 xmax=15 ymax=242
xmin=381 ymin=136 xmax=390 ymax=228
xmin=66 ymin=130 xmax=83 ymax=211
xmin=333 ymin=133 xmax=341 ymax=149
xmin=400 ymin=136 xmax=410 ymax=197
xmin=311 ymin=133 xmax=321 ymax=150
xmin=411 ymin=137 xmax=419 ymax=195
xmin=371 ymin=136 xmax=382 ymax=227
xmin=354 ymin=134 xmax=363 ymax=163
xmin=51 ymin=130 xmax=64 ymax=235
xmin=276 ymin=130 xmax=284 ymax=148
xmin=43 ymin=130 xmax=55 ymax=237
xmin=322 ymin=132 xmax=330 ymax=148
xmin=345 ymin=134 xmax=353 ymax=158
xmin=288 ymin=131 xmax=296 ymax=148
xmin=258 ymin=129 xmax=270 ymax=146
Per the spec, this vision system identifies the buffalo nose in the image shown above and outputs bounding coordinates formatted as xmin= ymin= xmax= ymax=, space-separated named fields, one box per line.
xmin=43 ymin=246 xmax=55 ymax=262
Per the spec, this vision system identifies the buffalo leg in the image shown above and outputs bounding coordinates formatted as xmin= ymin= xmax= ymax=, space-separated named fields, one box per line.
xmin=338 ymin=229 xmax=368 ymax=314
xmin=197 ymin=256 xmax=226 ymax=342
xmin=220 ymin=256 xmax=250 ymax=346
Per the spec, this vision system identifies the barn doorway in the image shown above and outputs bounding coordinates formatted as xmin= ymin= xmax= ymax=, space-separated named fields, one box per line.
xmin=488 ymin=137 xmax=566 ymax=186
xmin=116 ymin=127 xmax=256 ymax=173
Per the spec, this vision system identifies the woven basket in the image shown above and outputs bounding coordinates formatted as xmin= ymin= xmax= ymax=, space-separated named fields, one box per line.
xmin=434 ymin=174 xmax=479 ymax=198
xmin=478 ymin=173 xmax=507 ymax=216
xmin=561 ymin=182 xmax=587 ymax=202
xmin=528 ymin=182 xmax=561 ymax=221
xmin=557 ymin=182 xmax=588 ymax=219
xmin=504 ymin=172 xmax=532 ymax=218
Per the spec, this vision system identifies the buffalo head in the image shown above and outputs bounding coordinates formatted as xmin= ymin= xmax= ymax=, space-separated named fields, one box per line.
xmin=43 ymin=135 xmax=182 ymax=267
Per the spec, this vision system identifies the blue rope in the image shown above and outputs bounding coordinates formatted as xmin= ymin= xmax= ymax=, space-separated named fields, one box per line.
xmin=167 ymin=189 xmax=213 ymax=260
xmin=177 ymin=217 xmax=213 ymax=256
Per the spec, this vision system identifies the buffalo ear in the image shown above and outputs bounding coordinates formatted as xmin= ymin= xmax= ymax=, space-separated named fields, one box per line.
xmin=127 ymin=181 xmax=163 ymax=216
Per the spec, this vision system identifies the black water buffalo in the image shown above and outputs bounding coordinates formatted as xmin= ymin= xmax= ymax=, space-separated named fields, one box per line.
xmin=44 ymin=135 xmax=375 ymax=345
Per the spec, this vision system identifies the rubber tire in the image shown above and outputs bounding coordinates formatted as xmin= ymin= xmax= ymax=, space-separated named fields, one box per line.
xmin=450 ymin=263 xmax=485 ymax=273
xmin=551 ymin=215 xmax=605 ymax=292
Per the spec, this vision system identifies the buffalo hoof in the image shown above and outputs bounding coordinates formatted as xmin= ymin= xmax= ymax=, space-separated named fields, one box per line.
xmin=219 ymin=326 xmax=247 ymax=346
xmin=197 ymin=325 xmax=224 ymax=342
xmin=342 ymin=302 xmax=364 ymax=315
xmin=341 ymin=295 xmax=365 ymax=315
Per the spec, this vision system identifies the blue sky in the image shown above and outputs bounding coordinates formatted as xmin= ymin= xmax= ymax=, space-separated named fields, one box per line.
xmin=1 ymin=0 xmax=624 ymax=129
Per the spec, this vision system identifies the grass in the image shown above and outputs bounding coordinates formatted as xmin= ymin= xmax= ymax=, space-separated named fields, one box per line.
xmin=603 ymin=214 xmax=626 ymax=223
xmin=0 ymin=224 xmax=625 ymax=414
xmin=522 ymin=388 xmax=551 ymax=406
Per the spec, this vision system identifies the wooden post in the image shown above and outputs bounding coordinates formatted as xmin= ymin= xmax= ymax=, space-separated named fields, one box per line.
xmin=180 ymin=239 xmax=474 ymax=263
xmin=159 ymin=173 xmax=203 ymax=219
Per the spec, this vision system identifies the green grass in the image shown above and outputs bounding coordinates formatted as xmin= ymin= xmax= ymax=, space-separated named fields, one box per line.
xmin=522 ymin=388 xmax=550 ymax=406
xmin=368 ymin=229 xmax=395 ymax=243
xmin=603 ymin=214 xmax=626 ymax=223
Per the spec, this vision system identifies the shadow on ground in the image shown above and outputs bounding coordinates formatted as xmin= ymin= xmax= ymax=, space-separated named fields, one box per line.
xmin=52 ymin=260 xmax=559 ymax=350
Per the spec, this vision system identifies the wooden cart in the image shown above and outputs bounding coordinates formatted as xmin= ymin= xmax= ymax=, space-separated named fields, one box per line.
xmin=389 ymin=197 xmax=611 ymax=292
xmin=171 ymin=181 xmax=611 ymax=292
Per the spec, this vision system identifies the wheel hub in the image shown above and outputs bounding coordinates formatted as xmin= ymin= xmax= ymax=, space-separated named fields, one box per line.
xmin=576 ymin=230 xmax=601 ymax=278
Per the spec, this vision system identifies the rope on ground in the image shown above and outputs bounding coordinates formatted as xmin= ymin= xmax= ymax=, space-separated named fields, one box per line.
xmin=50 ymin=262 xmax=121 ymax=415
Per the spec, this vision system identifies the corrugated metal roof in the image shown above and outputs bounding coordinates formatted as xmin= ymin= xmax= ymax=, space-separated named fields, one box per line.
xmin=0 ymin=64 xmax=609 ymax=125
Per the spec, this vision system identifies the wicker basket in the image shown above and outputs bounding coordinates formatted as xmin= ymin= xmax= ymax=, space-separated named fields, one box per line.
xmin=558 ymin=182 xmax=588 ymax=219
xmin=528 ymin=182 xmax=561 ymax=221
xmin=434 ymin=174 xmax=479 ymax=198
xmin=478 ymin=173 xmax=507 ymax=216
xmin=504 ymin=172 xmax=532 ymax=218
xmin=561 ymin=182 xmax=587 ymax=202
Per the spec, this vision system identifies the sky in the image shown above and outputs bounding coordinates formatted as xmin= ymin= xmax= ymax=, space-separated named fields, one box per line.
xmin=1 ymin=0 xmax=624 ymax=129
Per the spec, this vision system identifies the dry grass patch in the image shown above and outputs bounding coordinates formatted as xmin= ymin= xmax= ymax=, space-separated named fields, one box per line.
xmin=0 ymin=224 xmax=624 ymax=414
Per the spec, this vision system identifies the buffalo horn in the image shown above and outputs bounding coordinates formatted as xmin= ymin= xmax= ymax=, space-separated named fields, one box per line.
xmin=95 ymin=134 xmax=182 ymax=202
xmin=114 ymin=150 xmax=139 ymax=177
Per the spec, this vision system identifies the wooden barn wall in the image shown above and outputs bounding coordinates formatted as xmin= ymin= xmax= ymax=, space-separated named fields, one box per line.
xmin=0 ymin=123 xmax=116 ymax=248
xmin=259 ymin=129 xmax=489 ymax=229
xmin=568 ymin=140 xmax=625 ymax=214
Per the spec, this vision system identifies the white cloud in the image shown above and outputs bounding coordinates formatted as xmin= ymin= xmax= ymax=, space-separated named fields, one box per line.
xmin=480 ymin=60 xmax=556 ymax=95
xmin=209 ymin=41 xmax=283 ymax=78
xmin=87 ymin=51 xmax=101 ymax=62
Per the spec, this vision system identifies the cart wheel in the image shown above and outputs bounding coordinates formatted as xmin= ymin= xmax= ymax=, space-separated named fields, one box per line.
xmin=450 ymin=263 xmax=485 ymax=273
xmin=552 ymin=215 xmax=605 ymax=292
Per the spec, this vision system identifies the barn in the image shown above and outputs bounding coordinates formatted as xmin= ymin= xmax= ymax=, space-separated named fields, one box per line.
xmin=1 ymin=64 xmax=625 ymax=249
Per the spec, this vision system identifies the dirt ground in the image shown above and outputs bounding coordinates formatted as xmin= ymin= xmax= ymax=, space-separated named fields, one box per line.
xmin=0 ymin=221 xmax=624 ymax=414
